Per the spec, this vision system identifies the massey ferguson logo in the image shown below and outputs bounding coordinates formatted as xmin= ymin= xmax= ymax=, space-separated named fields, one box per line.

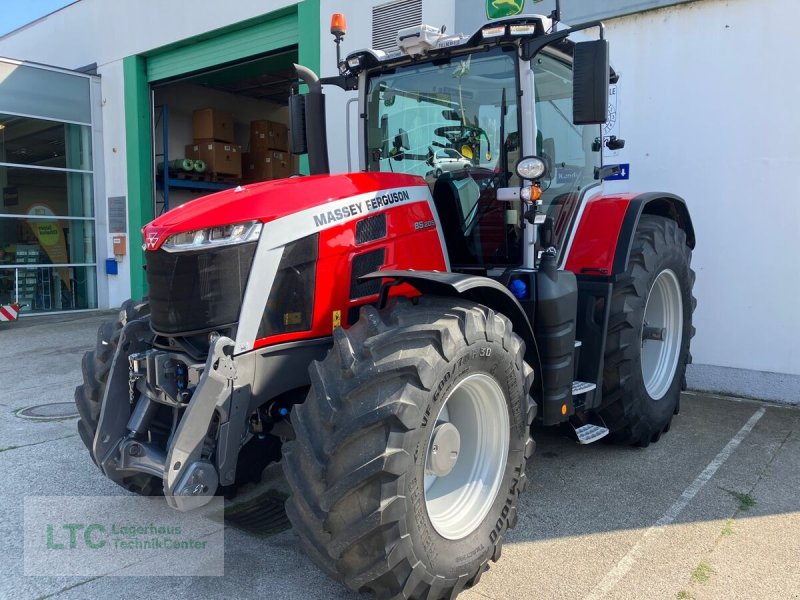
xmin=312 ymin=189 xmax=412 ymax=228
xmin=146 ymin=231 xmax=160 ymax=250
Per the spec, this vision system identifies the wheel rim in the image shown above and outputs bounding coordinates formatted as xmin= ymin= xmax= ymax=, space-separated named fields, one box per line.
xmin=424 ymin=373 xmax=509 ymax=540
xmin=641 ymin=269 xmax=683 ymax=400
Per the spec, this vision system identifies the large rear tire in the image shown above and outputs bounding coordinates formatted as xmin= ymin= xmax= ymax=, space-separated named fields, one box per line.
xmin=282 ymin=297 xmax=536 ymax=599
xmin=74 ymin=299 xmax=161 ymax=495
xmin=599 ymin=215 xmax=696 ymax=446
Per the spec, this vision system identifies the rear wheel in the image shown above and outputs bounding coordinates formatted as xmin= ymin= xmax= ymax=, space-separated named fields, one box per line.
xmin=599 ymin=215 xmax=695 ymax=446
xmin=74 ymin=299 xmax=161 ymax=495
xmin=282 ymin=297 xmax=536 ymax=599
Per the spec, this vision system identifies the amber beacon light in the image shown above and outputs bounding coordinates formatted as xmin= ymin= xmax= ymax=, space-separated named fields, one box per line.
xmin=330 ymin=13 xmax=347 ymax=38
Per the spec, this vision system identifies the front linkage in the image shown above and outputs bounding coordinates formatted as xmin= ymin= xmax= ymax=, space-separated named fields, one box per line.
xmin=92 ymin=317 xmax=244 ymax=510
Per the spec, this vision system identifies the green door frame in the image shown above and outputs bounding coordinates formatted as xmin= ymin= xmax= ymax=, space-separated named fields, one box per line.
xmin=123 ymin=0 xmax=320 ymax=300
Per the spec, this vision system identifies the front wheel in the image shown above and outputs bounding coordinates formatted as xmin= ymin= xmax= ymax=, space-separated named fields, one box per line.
xmin=599 ymin=215 xmax=696 ymax=446
xmin=282 ymin=297 xmax=536 ymax=599
xmin=74 ymin=299 xmax=161 ymax=495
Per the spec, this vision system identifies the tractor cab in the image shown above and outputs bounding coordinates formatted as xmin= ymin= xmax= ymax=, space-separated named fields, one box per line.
xmin=295 ymin=14 xmax=613 ymax=272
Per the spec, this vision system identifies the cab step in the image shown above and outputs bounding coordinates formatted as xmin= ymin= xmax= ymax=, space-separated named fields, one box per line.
xmin=572 ymin=423 xmax=610 ymax=445
xmin=572 ymin=380 xmax=596 ymax=395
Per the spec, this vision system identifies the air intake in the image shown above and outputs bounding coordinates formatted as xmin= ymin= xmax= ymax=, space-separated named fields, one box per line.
xmin=350 ymin=249 xmax=386 ymax=299
xmin=356 ymin=213 xmax=387 ymax=245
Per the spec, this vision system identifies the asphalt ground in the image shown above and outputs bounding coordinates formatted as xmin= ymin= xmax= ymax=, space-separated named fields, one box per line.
xmin=1 ymin=312 xmax=798 ymax=600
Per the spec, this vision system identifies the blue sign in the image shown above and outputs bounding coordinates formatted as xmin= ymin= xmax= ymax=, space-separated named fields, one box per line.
xmin=604 ymin=163 xmax=630 ymax=180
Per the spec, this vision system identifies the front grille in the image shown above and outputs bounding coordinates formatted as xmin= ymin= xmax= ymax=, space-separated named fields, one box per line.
xmin=146 ymin=242 xmax=257 ymax=335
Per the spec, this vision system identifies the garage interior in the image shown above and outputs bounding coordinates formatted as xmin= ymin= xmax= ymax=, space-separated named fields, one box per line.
xmin=151 ymin=47 xmax=298 ymax=215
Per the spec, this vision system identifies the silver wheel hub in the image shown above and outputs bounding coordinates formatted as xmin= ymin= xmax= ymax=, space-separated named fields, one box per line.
xmin=641 ymin=269 xmax=683 ymax=400
xmin=424 ymin=373 xmax=510 ymax=540
xmin=426 ymin=422 xmax=461 ymax=477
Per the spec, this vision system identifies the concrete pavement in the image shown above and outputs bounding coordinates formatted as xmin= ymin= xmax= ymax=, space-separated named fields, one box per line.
xmin=1 ymin=312 xmax=798 ymax=600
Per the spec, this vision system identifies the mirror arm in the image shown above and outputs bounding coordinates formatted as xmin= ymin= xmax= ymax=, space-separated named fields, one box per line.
xmin=594 ymin=164 xmax=620 ymax=180
xmin=520 ymin=19 xmax=604 ymax=61
xmin=319 ymin=74 xmax=359 ymax=91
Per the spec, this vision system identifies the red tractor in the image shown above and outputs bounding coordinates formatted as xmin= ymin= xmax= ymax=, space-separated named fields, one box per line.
xmin=75 ymin=12 xmax=695 ymax=600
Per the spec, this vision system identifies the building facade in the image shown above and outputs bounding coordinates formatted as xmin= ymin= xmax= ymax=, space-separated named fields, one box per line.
xmin=0 ymin=0 xmax=797 ymax=401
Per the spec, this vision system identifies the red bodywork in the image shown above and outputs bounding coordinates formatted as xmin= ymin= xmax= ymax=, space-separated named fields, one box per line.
xmin=256 ymin=195 xmax=445 ymax=349
xmin=143 ymin=172 xmax=431 ymax=250
xmin=564 ymin=193 xmax=637 ymax=276
xmin=143 ymin=172 xmax=447 ymax=350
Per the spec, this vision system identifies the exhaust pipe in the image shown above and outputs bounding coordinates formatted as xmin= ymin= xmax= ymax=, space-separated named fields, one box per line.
xmin=291 ymin=63 xmax=330 ymax=175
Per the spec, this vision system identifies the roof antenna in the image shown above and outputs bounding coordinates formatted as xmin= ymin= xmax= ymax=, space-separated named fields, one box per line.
xmin=549 ymin=0 xmax=561 ymax=31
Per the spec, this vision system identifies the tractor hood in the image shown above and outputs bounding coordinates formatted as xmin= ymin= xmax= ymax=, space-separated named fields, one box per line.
xmin=143 ymin=172 xmax=427 ymax=251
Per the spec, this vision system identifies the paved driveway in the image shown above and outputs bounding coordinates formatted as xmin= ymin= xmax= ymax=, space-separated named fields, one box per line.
xmin=1 ymin=312 xmax=798 ymax=600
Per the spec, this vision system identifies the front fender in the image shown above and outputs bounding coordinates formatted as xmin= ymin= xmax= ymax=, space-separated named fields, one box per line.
xmin=361 ymin=270 xmax=544 ymax=405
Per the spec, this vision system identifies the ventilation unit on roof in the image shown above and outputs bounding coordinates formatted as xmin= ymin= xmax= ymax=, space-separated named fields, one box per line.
xmin=372 ymin=0 xmax=423 ymax=51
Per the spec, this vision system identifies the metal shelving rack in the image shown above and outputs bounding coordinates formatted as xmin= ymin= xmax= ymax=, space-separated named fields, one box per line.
xmin=155 ymin=105 xmax=236 ymax=213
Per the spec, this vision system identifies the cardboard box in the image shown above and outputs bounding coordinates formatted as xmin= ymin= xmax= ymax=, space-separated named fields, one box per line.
xmin=250 ymin=120 xmax=289 ymax=152
xmin=192 ymin=108 xmax=234 ymax=143
xmin=185 ymin=141 xmax=242 ymax=178
xmin=242 ymin=150 xmax=292 ymax=182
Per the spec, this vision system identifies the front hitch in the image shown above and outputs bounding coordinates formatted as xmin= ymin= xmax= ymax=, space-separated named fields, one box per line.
xmin=164 ymin=336 xmax=236 ymax=510
xmin=93 ymin=321 xmax=238 ymax=511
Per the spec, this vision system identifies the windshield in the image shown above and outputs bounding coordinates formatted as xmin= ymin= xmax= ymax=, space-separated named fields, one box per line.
xmin=365 ymin=47 xmax=519 ymax=184
xmin=365 ymin=47 xmax=523 ymax=268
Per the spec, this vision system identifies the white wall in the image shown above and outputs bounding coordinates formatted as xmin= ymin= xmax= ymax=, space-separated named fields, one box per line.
xmin=96 ymin=60 xmax=132 ymax=308
xmin=601 ymin=0 xmax=800 ymax=384
xmin=0 ymin=0 xmax=300 ymax=70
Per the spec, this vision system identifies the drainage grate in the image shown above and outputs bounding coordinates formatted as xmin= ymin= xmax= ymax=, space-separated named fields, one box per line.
xmin=16 ymin=402 xmax=79 ymax=421
xmin=225 ymin=489 xmax=291 ymax=538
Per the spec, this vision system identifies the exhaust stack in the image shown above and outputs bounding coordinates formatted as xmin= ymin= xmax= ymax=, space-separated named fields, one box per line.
xmin=290 ymin=64 xmax=330 ymax=175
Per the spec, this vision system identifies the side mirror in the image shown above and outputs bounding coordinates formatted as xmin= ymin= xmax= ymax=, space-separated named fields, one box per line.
xmin=426 ymin=146 xmax=435 ymax=166
xmin=394 ymin=128 xmax=410 ymax=151
xmin=288 ymin=94 xmax=307 ymax=155
xmin=573 ymin=40 xmax=609 ymax=125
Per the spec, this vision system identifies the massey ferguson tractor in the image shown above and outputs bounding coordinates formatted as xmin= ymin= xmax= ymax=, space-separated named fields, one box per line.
xmin=75 ymin=11 xmax=695 ymax=599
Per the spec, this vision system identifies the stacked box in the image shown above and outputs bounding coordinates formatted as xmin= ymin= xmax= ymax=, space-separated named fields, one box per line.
xmin=250 ymin=120 xmax=289 ymax=153
xmin=185 ymin=141 xmax=242 ymax=178
xmin=187 ymin=109 xmax=241 ymax=177
xmin=192 ymin=109 xmax=234 ymax=143
xmin=242 ymin=150 xmax=293 ymax=183
xmin=245 ymin=120 xmax=291 ymax=182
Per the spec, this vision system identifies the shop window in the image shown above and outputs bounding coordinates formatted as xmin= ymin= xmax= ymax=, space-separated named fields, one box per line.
xmin=0 ymin=108 xmax=96 ymax=313
xmin=0 ymin=113 xmax=92 ymax=171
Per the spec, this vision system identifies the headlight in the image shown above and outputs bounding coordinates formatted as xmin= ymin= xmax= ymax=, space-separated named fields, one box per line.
xmin=162 ymin=221 xmax=262 ymax=252
xmin=516 ymin=156 xmax=548 ymax=181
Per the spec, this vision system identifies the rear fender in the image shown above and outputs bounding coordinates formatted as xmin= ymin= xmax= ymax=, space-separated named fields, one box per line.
xmin=565 ymin=192 xmax=695 ymax=277
xmin=360 ymin=270 xmax=544 ymax=406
